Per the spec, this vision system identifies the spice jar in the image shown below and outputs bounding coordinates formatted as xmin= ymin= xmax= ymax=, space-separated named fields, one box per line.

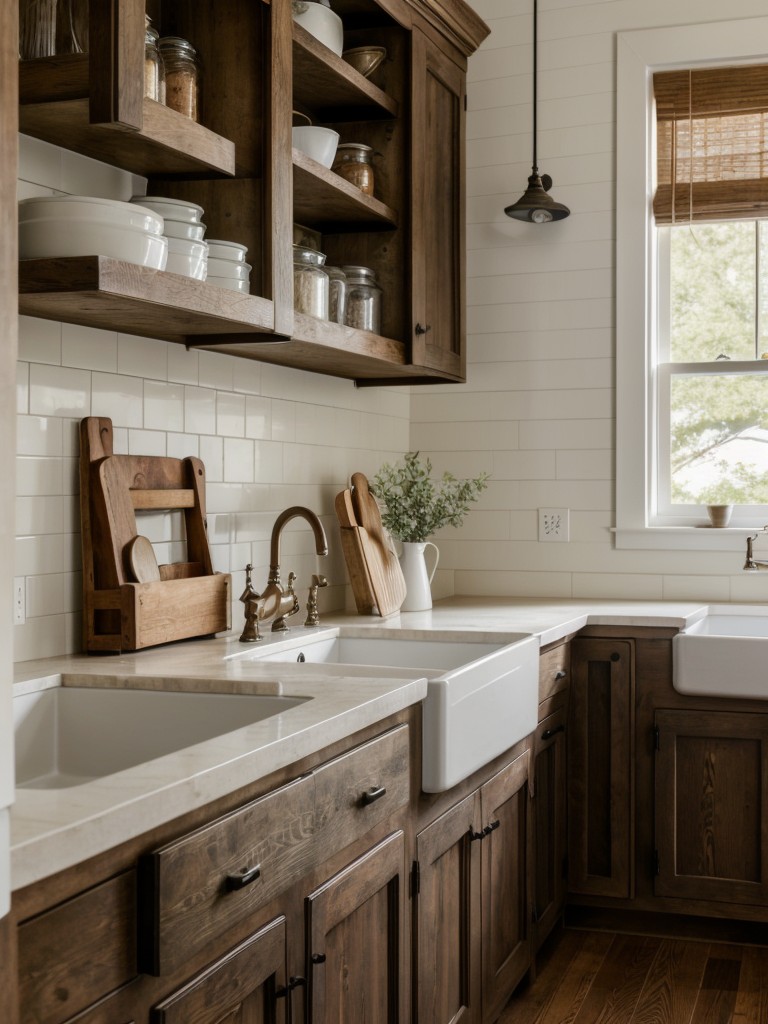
xmin=343 ymin=265 xmax=381 ymax=333
xmin=332 ymin=144 xmax=375 ymax=196
xmin=294 ymin=245 xmax=329 ymax=319
xmin=325 ymin=266 xmax=347 ymax=324
xmin=159 ymin=36 xmax=200 ymax=121
xmin=144 ymin=19 xmax=165 ymax=103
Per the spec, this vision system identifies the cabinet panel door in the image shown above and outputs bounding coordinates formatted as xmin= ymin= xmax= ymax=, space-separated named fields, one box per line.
xmin=655 ymin=709 xmax=768 ymax=907
xmin=532 ymin=706 xmax=568 ymax=951
xmin=480 ymin=751 xmax=532 ymax=1024
xmin=410 ymin=27 xmax=465 ymax=380
xmin=306 ymin=831 xmax=407 ymax=1024
xmin=568 ymin=638 xmax=634 ymax=898
xmin=415 ymin=792 xmax=482 ymax=1024
xmin=151 ymin=915 xmax=287 ymax=1024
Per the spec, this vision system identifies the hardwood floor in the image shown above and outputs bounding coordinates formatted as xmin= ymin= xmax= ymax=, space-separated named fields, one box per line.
xmin=499 ymin=928 xmax=768 ymax=1024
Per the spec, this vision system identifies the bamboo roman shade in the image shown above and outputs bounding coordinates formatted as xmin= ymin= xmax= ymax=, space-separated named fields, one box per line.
xmin=653 ymin=64 xmax=768 ymax=224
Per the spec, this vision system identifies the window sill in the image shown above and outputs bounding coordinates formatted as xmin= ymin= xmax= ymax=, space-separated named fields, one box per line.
xmin=614 ymin=526 xmax=755 ymax=551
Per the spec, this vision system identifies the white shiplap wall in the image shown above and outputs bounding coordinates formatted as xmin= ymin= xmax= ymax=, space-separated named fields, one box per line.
xmin=411 ymin=0 xmax=768 ymax=604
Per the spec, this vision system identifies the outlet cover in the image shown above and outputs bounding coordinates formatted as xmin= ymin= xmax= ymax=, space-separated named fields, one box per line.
xmin=538 ymin=508 xmax=569 ymax=542
xmin=13 ymin=577 xmax=25 ymax=625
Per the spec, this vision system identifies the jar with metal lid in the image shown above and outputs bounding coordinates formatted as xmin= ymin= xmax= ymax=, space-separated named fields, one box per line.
xmin=294 ymin=245 xmax=329 ymax=319
xmin=332 ymin=144 xmax=375 ymax=196
xmin=159 ymin=36 xmax=200 ymax=121
xmin=325 ymin=266 xmax=347 ymax=324
xmin=144 ymin=19 xmax=166 ymax=103
xmin=343 ymin=265 xmax=381 ymax=333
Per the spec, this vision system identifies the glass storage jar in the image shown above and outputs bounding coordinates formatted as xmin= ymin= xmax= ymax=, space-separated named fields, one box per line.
xmin=332 ymin=144 xmax=375 ymax=196
xmin=343 ymin=265 xmax=382 ymax=333
xmin=325 ymin=266 xmax=347 ymax=324
xmin=294 ymin=245 xmax=329 ymax=319
xmin=144 ymin=19 xmax=165 ymax=102
xmin=159 ymin=36 xmax=200 ymax=121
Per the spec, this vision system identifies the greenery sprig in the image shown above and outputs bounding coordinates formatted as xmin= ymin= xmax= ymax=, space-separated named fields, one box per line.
xmin=371 ymin=452 xmax=489 ymax=543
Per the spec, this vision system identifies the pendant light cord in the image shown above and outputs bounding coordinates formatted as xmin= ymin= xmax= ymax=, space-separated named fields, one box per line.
xmin=532 ymin=0 xmax=538 ymax=175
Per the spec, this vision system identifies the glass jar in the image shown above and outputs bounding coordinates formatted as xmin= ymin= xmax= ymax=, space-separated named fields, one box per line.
xmin=343 ymin=265 xmax=381 ymax=333
xmin=159 ymin=36 xmax=199 ymax=121
xmin=294 ymin=245 xmax=329 ymax=319
xmin=144 ymin=20 xmax=165 ymax=103
xmin=332 ymin=144 xmax=375 ymax=196
xmin=325 ymin=266 xmax=347 ymax=324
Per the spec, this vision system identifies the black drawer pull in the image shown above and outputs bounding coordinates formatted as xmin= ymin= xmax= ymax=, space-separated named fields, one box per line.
xmin=469 ymin=826 xmax=486 ymax=842
xmin=361 ymin=785 xmax=387 ymax=805
xmin=541 ymin=724 xmax=566 ymax=741
xmin=225 ymin=864 xmax=261 ymax=891
xmin=483 ymin=819 xmax=501 ymax=836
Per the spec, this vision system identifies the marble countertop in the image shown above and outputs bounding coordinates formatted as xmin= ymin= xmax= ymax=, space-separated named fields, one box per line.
xmin=10 ymin=597 xmax=708 ymax=891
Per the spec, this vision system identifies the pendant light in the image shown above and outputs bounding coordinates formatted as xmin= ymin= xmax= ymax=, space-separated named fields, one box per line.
xmin=504 ymin=0 xmax=569 ymax=223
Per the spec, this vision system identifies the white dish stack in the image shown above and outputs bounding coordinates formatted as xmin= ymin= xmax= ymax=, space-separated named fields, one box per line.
xmin=132 ymin=196 xmax=208 ymax=280
xmin=206 ymin=239 xmax=251 ymax=293
xmin=18 ymin=195 xmax=168 ymax=269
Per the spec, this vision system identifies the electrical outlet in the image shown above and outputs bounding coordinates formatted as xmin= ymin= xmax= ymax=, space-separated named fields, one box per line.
xmin=13 ymin=577 xmax=25 ymax=625
xmin=538 ymin=508 xmax=570 ymax=542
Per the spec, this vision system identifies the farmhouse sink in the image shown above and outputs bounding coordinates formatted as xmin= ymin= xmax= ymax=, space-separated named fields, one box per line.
xmin=673 ymin=605 xmax=768 ymax=699
xmin=236 ymin=631 xmax=540 ymax=792
xmin=14 ymin=686 xmax=308 ymax=790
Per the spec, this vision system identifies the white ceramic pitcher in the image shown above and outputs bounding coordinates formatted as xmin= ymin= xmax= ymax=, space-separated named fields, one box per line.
xmin=399 ymin=541 xmax=439 ymax=611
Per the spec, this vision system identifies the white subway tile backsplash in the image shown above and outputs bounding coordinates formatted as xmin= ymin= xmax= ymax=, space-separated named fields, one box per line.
xmin=29 ymin=363 xmax=90 ymax=418
xmin=519 ymin=418 xmax=612 ymax=451
xmin=168 ymin=344 xmax=199 ymax=385
xmin=245 ymin=396 xmax=271 ymax=440
xmin=17 ymin=363 xmax=29 ymax=414
xmin=224 ymin=437 xmax=255 ymax=483
xmin=91 ymin=372 xmax=143 ymax=427
xmin=254 ymin=439 xmax=284 ymax=483
xmin=18 ymin=317 xmax=61 ymax=365
xmin=118 ymin=334 xmax=168 ymax=380
xmin=144 ymin=380 xmax=184 ymax=432
xmin=199 ymin=435 xmax=224 ymax=481
xmin=199 ymin=350 xmax=235 ymax=391
xmin=17 ymin=416 xmax=63 ymax=457
xmin=184 ymin=386 xmax=217 ymax=435
xmin=167 ymin=432 xmax=199 ymax=461
xmin=128 ymin=429 xmax=166 ymax=457
xmin=217 ymin=392 xmax=246 ymax=438
xmin=555 ymin=450 xmax=612 ymax=480
xmin=62 ymin=323 xmax=118 ymax=372
xmin=16 ymin=496 xmax=65 ymax=535
xmin=572 ymin=573 xmax=663 ymax=600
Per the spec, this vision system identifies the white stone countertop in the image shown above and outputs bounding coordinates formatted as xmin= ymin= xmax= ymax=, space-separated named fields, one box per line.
xmin=10 ymin=597 xmax=709 ymax=891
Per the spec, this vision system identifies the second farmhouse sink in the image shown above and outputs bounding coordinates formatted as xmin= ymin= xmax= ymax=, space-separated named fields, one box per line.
xmin=673 ymin=605 xmax=768 ymax=699
xmin=14 ymin=686 xmax=308 ymax=790
xmin=236 ymin=631 xmax=540 ymax=792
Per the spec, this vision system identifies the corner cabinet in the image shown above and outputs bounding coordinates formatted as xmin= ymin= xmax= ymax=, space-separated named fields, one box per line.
xmin=16 ymin=0 xmax=489 ymax=385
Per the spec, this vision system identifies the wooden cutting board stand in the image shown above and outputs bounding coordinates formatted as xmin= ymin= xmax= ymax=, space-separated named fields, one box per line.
xmin=79 ymin=416 xmax=231 ymax=653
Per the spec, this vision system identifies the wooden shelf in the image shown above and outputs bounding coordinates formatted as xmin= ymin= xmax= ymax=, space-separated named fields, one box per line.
xmin=292 ymin=23 xmax=398 ymax=121
xmin=293 ymin=149 xmax=397 ymax=231
xmin=19 ymin=55 xmax=236 ymax=177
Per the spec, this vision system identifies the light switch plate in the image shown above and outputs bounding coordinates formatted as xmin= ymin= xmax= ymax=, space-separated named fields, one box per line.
xmin=538 ymin=508 xmax=569 ymax=542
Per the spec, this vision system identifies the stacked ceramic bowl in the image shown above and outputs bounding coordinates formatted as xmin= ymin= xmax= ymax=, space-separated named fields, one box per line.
xmin=206 ymin=239 xmax=251 ymax=293
xmin=18 ymin=195 xmax=168 ymax=268
xmin=131 ymin=195 xmax=208 ymax=280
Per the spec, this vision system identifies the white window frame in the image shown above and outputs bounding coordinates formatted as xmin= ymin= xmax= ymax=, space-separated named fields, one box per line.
xmin=616 ymin=16 xmax=768 ymax=550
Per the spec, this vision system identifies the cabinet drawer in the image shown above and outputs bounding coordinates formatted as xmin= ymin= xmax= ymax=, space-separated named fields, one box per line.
xmin=539 ymin=643 xmax=570 ymax=705
xmin=139 ymin=773 xmax=315 ymax=977
xmin=18 ymin=871 xmax=136 ymax=1024
xmin=314 ymin=724 xmax=410 ymax=863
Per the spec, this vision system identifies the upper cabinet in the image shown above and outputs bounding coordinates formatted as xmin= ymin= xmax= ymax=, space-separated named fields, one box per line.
xmin=17 ymin=0 xmax=489 ymax=385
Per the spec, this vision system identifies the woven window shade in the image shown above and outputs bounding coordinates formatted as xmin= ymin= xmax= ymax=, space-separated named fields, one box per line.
xmin=653 ymin=64 xmax=768 ymax=224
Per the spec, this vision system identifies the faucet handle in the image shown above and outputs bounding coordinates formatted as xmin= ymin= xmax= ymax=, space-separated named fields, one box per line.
xmin=305 ymin=574 xmax=328 ymax=627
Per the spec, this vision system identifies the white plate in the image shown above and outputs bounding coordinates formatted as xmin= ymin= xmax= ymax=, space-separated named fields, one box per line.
xmin=20 ymin=219 xmax=168 ymax=269
xmin=19 ymin=196 xmax=164 ymax=235
xmin=206 ymin=239 xmax=248 ymax=261
xmin=132 ymin=195 xmax=204 ymax=224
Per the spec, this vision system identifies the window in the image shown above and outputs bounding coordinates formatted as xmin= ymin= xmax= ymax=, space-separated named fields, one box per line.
xmin=616 ymin=18 xmax=768 ymax=549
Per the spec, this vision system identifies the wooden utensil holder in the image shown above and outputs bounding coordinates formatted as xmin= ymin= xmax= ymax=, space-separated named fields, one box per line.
xmin=80 ymin=416 xmax=231 ymax=653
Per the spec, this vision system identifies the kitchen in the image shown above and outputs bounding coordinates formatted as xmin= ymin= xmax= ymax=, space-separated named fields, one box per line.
xmin=4 ymin=0 xmax=768 ymax=1021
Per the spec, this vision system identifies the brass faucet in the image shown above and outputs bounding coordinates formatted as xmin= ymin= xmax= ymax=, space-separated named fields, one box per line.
xmin=744 ymin=529 xmax=768 ymax=570
xmin=239 ymin=507 xmax=328 ymax=641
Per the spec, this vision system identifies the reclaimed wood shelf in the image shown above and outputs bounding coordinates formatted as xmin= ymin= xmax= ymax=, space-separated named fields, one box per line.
xmin=292 ymin=149 xmax=398 ymax=231
xmin=292 ymin=23 xmax=398 ymax=121
xmin=19 ymin=55 xmax=236 ymax=177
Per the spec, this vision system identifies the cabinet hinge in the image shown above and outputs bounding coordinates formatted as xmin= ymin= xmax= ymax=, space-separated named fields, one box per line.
xmin=411 ymin=859 xmax=420 ymax=897
xmin=654 ymin=725 xmax=660 ymax=752
xmin=654 ymin=849 xmax=660 ymax=876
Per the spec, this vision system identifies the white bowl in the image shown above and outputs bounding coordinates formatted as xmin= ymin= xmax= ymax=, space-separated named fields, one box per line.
xmin=162 ymin=219 xmax=207 ymax=242
xmin=19 ymin=219 xmax=168 ymax=269
xmin=19 ymin=196 xmax=164 ymax=235
xmin=165 ymin=237 xmax=208 ymax=280
xmin=207 ymin=276 xmax=249 ymax=293
xmin=207 ymin=256 xmax=252 ymax=280
xmin=131 ymin=195 xmax=204 ymax=224
xmin=292 ymin=3 xmax=344 ymax=56
xmin=206 ymin=239 xmax=248 ymax=262
xmin=292 ymin=126 xmax=340 ymax=168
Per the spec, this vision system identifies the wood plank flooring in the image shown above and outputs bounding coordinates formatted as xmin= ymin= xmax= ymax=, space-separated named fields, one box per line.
xmin=499 ymin=929 xmax=768 ymax=1024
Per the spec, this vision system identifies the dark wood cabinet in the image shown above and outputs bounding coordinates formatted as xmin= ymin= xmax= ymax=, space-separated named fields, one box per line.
xmin=654 ymin=709 xmax=768 ymax=908
xmin=532 ymin=704 xmax=568 ymax=952
xmin=568 ymin=637 xmax=634 ymax=899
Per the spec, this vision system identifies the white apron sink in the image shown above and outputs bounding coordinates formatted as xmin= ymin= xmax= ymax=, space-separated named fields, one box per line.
xmin=673 ymin=605 xmax=768 ymax=699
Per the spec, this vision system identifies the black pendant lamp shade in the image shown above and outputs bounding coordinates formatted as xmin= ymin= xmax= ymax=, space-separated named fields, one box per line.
xmin=504 ymin=0 xmax=569 ymax=223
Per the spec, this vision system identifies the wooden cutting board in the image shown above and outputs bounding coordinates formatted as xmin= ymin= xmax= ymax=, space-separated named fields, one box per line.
xmin=335 ymin=489 xmax=376 ymax=615
xmin=349 ymin=473 xmax=406 ymax=617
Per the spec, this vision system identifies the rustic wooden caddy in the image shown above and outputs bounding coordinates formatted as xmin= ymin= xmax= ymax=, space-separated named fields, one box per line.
xmin=79 ymin=416 xmax=230 ymax=653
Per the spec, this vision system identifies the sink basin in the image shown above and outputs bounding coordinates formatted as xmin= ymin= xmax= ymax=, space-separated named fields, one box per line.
xmin=673 ymin=605 xmax=768 ymax=698
xmin=14 ymin=687 xmax=308 ymax=790
xmin=238 ymin=631 xmax=540 ymax=792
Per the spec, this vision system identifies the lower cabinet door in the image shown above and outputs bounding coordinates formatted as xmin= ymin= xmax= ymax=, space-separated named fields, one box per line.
xmin=532 ymin=706 xmax=568 ymax=951
xmin=305 ymin=831 xmax=407 ymax=1024
xmin=415 ymin=792 xmax=482 ymax=1024
xmin=151 ymin=916 xmax=288 ymax=1024
xmin=480 ymin=750 xmax=532 ymax=1024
